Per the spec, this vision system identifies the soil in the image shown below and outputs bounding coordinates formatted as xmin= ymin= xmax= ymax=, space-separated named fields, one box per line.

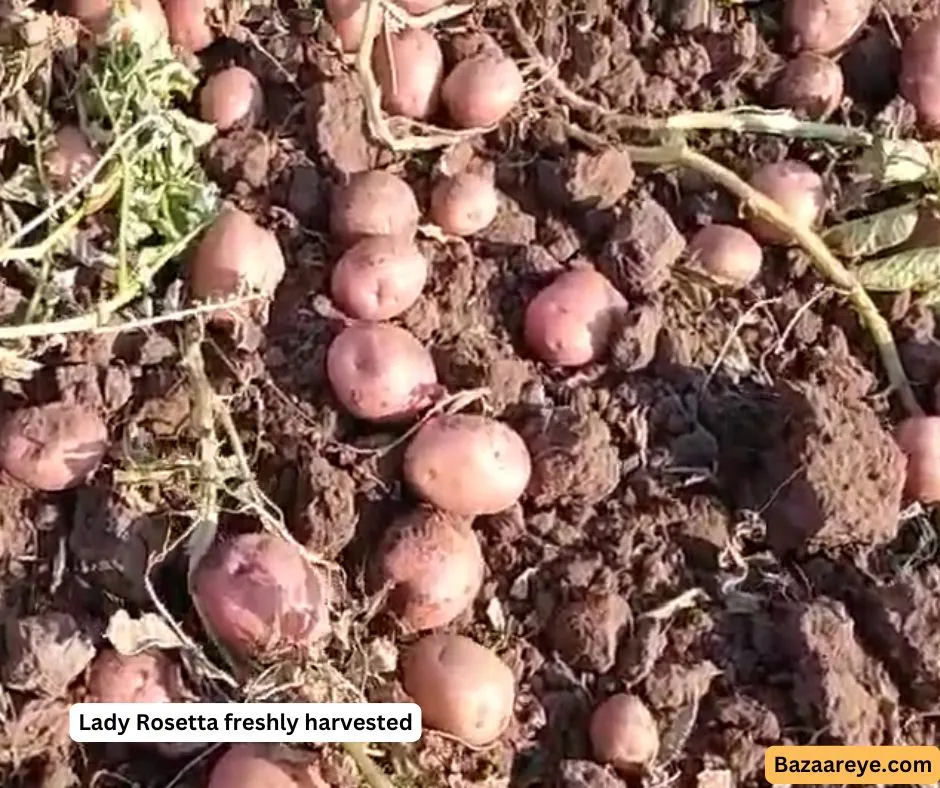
xmin=2 ymin=1 xmax=940 ymax=787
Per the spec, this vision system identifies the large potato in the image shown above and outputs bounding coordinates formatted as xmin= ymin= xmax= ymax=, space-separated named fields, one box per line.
xmin=372 ymin=507 xmax=482 ymax=631
xmin=192 ymin=532 xmax=330 ymax=659
xmin=783 ymin=0 xmax=872 ymax=54
xmin=773 ymin=53 xmax=844 ymax=119
xmin=748 ymin=160 xmax=825 ymax=244
xmin=45 ymin=126 xmax=98 ymax=191
xmin=330 ymin=170 xmax=420 ymax=245
xmin=200 ymin=67 xmax=264 ymax=131
xmin=0 ymin=402 xmax=108 ymax=491
xmin=901 ymin=17 xmax=940 ymax=132
xmin=429 ymin=172 xmax=499 ymax=237
xmin=374 ymin=28 xmax=443 ymax=120
xmin=330 ymin=235 xmax=428 ymax=320
xmin=686 ymin=224 xmax=763 ymax=288
xmin=327 ymin=323 xmax=438 ymax=422
xmin=403 ymin=414 xmax=531 ymax=515
xmin=590 ymin=694 xmax=659 ymax=772
xmin=896 ymin=415 xmax=940 ymax=503
xmin=441 ymin=50 xmax=524 ymax=128
xmin=523 ymin=268 xmax=628 ymax=366
xmin=402 ymin=633 xmax=515 ymax=746
xmin=162 ymin=0 xmax=218 ymax=53
xmin=209 ymin=745 xmax=331 ymax=788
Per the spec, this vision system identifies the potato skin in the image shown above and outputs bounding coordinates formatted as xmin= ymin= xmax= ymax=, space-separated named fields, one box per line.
xmin=403 ymin=633 xmax=515 ymax=746
xmin=429 ymin=173 xmax=499 ymax=236
xmin=0 ymin=402 xmax=108 ymax=492
xmin=441 ymin=51 xmax=524 ymax=128
xmin=403 ymin=414 xmax=531 ymax=515
xmin=773 ymin=53 xmax=844 ymax=119
xmin=192 ymin=532 xmax=330 ymax=658
xmin=330 ymin=171 xmax=420 ymax=245
xmin=748 ymin=160 xmax=825 ymax=244
xmin=372 ymin=507 xmax=482 ymax=631
xmin=590 ymin=694 xmax=659 ymax=772
xmin=209 ymin=745 xmax=330 ymax=788
xmin=687 ymin=224 xmax=763 ymax=288
xmin=524 ymin=268 xmax=628 ymax=366
xmin=162 ymin=0 xmax=217 ymax=52
xmin=901 ymin=16 xmax=940 ymax=132
xmin=327 ymin=323 xmax=437 ymax=422
xmin=45 ymin=126 xmax=98 ymax=191
xmin=88 ymin=648 xmax=181 ymax=704
xmin=395 ymin=0 xmax=448 ymax=12
xmin=374 ymin=28 xmax=443 ymax=120
xmin=325 ymin=0 xmax=370 ymax=52
xmin=896 ymin=416 xmax=940 ymax=503
xmin=330 ymin=235 xmax=428 ymax=320
xmin=200 ymin=67 xmax=264 ymax=131
xmin=62 ymin=0 xmax=167 ymax=35
xmin=783 ymin=0 xmax=872 ymax=54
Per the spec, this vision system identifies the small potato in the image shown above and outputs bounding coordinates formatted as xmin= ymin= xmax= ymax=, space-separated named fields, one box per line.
xmin=403 ymin=414 xmax=531 ymax=515
xmin=192 ymin=532 xmax=331 ymax=659
xmin=403 ymin=633 xmax=515 ymax=746
xmin=209 ymin=745 xmax=331 ymax=788
xmin=45 ymin=126 xmax=98 ymax=191
xmin=901 ymin=17 xmax=940 ymax=132
xmin=200 ymin=67 xmax=264 ymax=131
xmin=748 ymin=160 xmax=825 ymax=244
xmin=441 ymin=50 xmax=524 ymax=128
xmin=687 ymin=224 xmax=763 ymax=288
xmin=374 ymin=28 xmax=443 ymax=120
xmin=0 ymin=402 xmax=108 ymax=492
xmin=783 ymin=0 xmax=872 ymax=54
xmin=430 ymin=172 xmax=499 ymax=236
xmin=162 ymin=0 xmax=218 ymax=53
xmin=325 ymin=0 xmax=371 ymax=52
xmin=62 ymin=0 xmax=167 ymax=36
xmin=590 ymin=694 xmax=659 ymax=772
xmin=331 ymin=235 xmax=428 ymax=320
xmin=372 ymin=507 xmax=482 ymax=631
xmin=773 ymin=53 xmax=844 ymax=119
xmin=896 ymin=415 xmax=940 ymax=503
xmin=330 ymin=170 xmax=420 ymax=245
xmin=524 ymin=268 xmax=628 ymax=366
xmin=327 ymin=323 xmax=437 ymax=422
xmin=88 ymin=648 xmax=182 ymax=704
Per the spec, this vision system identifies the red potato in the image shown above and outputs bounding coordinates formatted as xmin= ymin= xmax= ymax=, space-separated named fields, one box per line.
xmin=395 ymin=0 xmax=449 ymax=12
xmin=192 ymin=532 xmax=331 ymax=659
xmin=687 ymin=224 xmax=763 ymax=288
xmin=403 ymin=414 xmax=532 ymax=515
xmin=200 ymin=67 xmax=264 ymax=131
xmin=402 ymin=633 xmax=515 ymax=746
xmin=748 ymin=160 xmax=825 ymax=244
xmin=61 ymin=0 xmax=167 ymax=36
xmin=87 ymin=648 xmax=182 ymax=704
xmin=430 ymin=172 xmax=499 ymax=236
xmin=895 ymin=415 xmax=940 ymax=503
xmin=590 ymin=694 xmax=659 ymax=772
xmin=331 ymin=235 xmax=428 ymax=320
xmin=330 ymin=170 xmax=420 ymax=245
xmin=325 ymin=0 xmax=371 ymax=53
xmin=783 ymin=0 xmax=872 ymax=54
xmin=327 ymin=323 xmax=437 ymax=422
xmin=208 ymin=745 xmax=331 ymax=788
xmin=374 ymin=28 xmax=443 ymax=120
xmin=524 ymin=268 xmax=628 ymax=366
xmin=162 ymin=0 xmax=218 ymax=53
xmin=441 ymin=50 xmax=524 ymax=128
xmin=372 ymin=507 xmax=482 ymax=631
xmin=773 ymin=53 xmax=844 ymax=119
xmin=45 ymin=126 xmax=98 ymax=191
xmin=0 ymin=402 xmax=108 ymax=492
xmin=901 ymin=17 xmax=940 ymax=132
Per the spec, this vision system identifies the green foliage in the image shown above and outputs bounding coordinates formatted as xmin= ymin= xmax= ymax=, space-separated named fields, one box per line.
xmin=824 ymin=202 xmax=920 ymax=259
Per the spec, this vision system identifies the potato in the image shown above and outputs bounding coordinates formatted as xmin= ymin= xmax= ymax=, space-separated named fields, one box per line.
xmin=901 ymin=16 xmax=940 ymax=132
xmin=325 ymin=0 xmax=371 ymax=53
xmin=88 ymin=648 xmax=182 ymax=704
xmin=209 ymin=745 xmax=330 ymax=788
xmin=61 ymin=0 xmax=167 ymax=36
xmin=330 ymin=235 xmax=428 ymax=320
xmin=374 ymin=28 xmax=443 ymax=120
xmin=687 ymin=224 xmax=763 ymax=288
xmin=162 ymin=0 xmax=218 ymax=53
xmin=45 ymin=126 xmax=98 ymax=191
xmin=395 ymin=0 xmax=449 ymax=12
xmin=773 ymin=53 xmax=844 ymax=119
xmin=429 ymin=172 xmax=499 ymax=236
xmin=191 ymin=532 xmax=330 ymax=659
xmin=327 ymin=323 xmax=437 ymax=422
xmin=783 ymin=0 xmax=872 ymax=54
xmin=402 ymin=633 xmax=514 ymax=746
xmin=330 ymin=170 xmax=420 ymax=246
xmin=441 ymin=50 xmax=524 ymax=128
xmin=403 ymin=414 xmax=531 ymax=515
xmin=0 ymin=402 xmax=108 ymax=492
xmin=372 ymin=507 xmax=482 ymax=631
xmin=200 ymin=67 xmax=264 ymax=131
xmin=523 ymin=268 xmax=628 ymax=366
xmin=748 ymin=160 xmax=825 ymax=244
xmin=590 ymin=694 xmax=659 ymax=772
xmin=895 ymin=416 xmax=940 ymax=503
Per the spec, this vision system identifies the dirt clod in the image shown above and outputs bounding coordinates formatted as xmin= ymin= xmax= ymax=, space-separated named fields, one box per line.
xmin=547 ymin=590 xmax=630 ymax=672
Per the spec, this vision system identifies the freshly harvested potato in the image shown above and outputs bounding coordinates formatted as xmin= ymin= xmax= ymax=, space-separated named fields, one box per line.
xmin=327 ymin=323 xmax=437 ymax=422
xmin=403 ymin=414 xmax=531 ymax=515
xmin=45 ymin=126 xmax=98 ymax=190
xmin=748 ymin=160 xmax=825 ymax=244
xmin=88 ymin=648 xmax=182 ymax=704
xmin=330 ymin=235 xmax=428 ymax=320
xmin=209 ymin=745 xmax=330 ymax=788
xmin=0 ymin=402 xmax=108 ymax=492
xmin=429 ymin=172 xmax=499 ymax=236
xmin=901 ymin=16 xmax=940 ymax=132
xmin=374 ymin=28 xmax=443 ymax=120
xmin=773 ymin=53 xmax=844 ymax=118
xmin=896 ymin=415 xmax=940 ymax=503
xmin=200 ymin=67 xmax=264 ymax=131
xmin=330 ymin=170 xmax=420 ymax=245
xmin=441 ymin=50 xmax=524 ymax=128
xmin=395 ymin=0 xmax=448 ymax=12
xmin=783 ymin=0 xmax=872 ymax=54
xmin=191 ymin=532 xmax=330 ymax=659
xmin=590 ymin=694 xmax=659 ymax=772
xmin=325 ymin=0 xmax=371 ymax=53
xmin=402 ymin=633 xmax=515 ymax=746
xmin=687 ymin=224 xmax=763 ymax=288
xmin=162 ymin=0 xmax=218 ymax=53
xmin=62 ymin=0 xmax=167 ymax=35
xmin=372 ymin=507 xmax=482 ymax=631
xmin=524 ymin=268 xmax=628 ymax=366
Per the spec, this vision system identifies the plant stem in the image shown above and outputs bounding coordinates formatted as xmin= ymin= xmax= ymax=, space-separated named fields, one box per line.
xmin=654 ymin=110 xmax=874 ymax=147
xmin=342 ymin=742 xmax=395 ymax=788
